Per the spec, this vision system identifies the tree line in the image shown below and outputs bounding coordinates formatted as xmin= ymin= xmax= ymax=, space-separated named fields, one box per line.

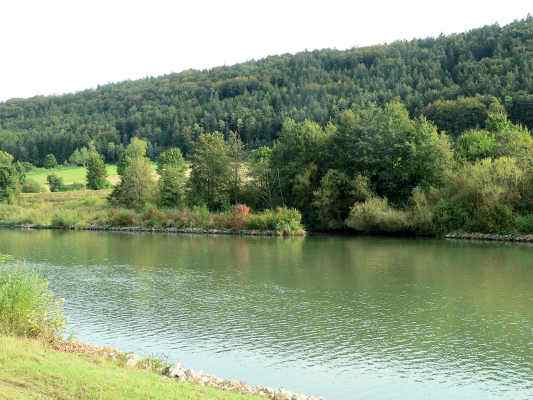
xmin=0 ymin=18 xmax=532 ymax=165
xmin=20 ymin=97 xmax=522 ymax=235
xmin=1 ymin=97 xmax=531 ymax=234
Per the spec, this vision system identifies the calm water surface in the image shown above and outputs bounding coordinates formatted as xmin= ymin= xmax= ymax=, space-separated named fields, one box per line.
xmin=1 ymin=230 xmax=532 ymax=399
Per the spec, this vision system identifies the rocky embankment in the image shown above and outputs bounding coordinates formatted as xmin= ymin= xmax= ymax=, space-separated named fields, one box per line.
xmin=166 ymin=362 xmax=321 ymax=400
xmin=84 ymin=225 xmax=283 ymax=236
xmin=445 ymin=232 xmax=533 ymax=243
xmin=53 ymin=339 xmax=321 ymax=400
xmin=1 ymin=223 xmax=297 ymax=236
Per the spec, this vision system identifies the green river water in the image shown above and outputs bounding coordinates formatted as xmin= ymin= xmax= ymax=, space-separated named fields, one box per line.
xmin=0 ymin=229 xmax=531 ymax=399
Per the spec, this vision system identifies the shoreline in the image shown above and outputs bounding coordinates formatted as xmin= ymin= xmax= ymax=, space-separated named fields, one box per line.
xmin=1 ymin=223 xmax=533 ymax=243
xmin=444 ymin=232 xmax=533 ymax=243
xmin=0 ymin=223 xmax=302 ymax=237
xmin=51 ymin=338 xmax=321 ymax=400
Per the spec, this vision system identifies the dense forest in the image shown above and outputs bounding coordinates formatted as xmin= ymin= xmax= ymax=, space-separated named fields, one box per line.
xmin=0 ymin=17 xmax=532 ymax=164
xmin=0 ymin=17 xmax=532 ymax=235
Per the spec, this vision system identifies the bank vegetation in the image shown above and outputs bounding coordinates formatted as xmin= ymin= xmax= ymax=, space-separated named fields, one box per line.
xmin=0 ymin=97 xmax=532 ymax=237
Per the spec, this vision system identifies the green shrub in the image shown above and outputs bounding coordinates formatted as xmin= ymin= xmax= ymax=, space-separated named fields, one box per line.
xmin=68 ymin=147 xmax=90 ymax=167
xmin=434 ymin=157 xmax=523 ymax=233
xmin=272 ymin=207 xmax=304 ymax=234
xmin=47 ymin=174 xmax=64 ymax=192
xmin=142 ymin=207 xmax=168 ymax=227
xmin=346 ymin=197 xmax=411 ymax=234
xmin=170 ymin=206 xmax=210 ymax=229
xmin=107 ymin=208 xmax=139 ymax=227
xmin=245 ymin=212 xmax=271 ymax=231
xmin=157 ymin=148 xmax=186 ymax=174
xmin=0 ymin=267 xmax=64 ymax=339
xmin=43 ymin=154 xmax=58 ymax=169
xmin=515 ymin=214 xmax=533 ymax=234
xmin=188 ymin=205 xmax=212 ymax=229
xmin=313 ymin=171 xmax=372 ymax=229
xmin=246 ymin=207 xmax=304 ymax=234
xmin=51 ymin=209 xmax=81 ymax=228
xmin=21 ymin=179 xmax=44 ymax=193
xmin=136 ymin=355 xmax=171 ymax=375
xmin=157 ymin=207 xmax=213 ymax=230
xmin=227 ymin=204 xmax=251 ymax=230
xmin=408 ymin=189 xmax=436 ymax=235
xmin=0 ymin=254 xmax=14 ymax=263
xmin=77 ymin=196 xmax=99 ymax=207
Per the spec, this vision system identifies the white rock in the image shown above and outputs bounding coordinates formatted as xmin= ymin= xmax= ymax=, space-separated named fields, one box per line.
xmin=125 ymin=354 xmax=141 ymax=368
xmin=168 ymin=362 xmax=187 ymax=379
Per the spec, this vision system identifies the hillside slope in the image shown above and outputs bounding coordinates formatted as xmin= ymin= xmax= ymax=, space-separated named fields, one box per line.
xmin=0 ymin=17 xmax=532 ymax=164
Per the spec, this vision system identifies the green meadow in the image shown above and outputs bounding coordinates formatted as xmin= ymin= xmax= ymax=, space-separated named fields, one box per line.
xmin=26 ymin=165 xmax=119 ymax=187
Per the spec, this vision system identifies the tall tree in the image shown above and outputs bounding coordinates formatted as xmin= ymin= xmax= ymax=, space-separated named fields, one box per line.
xmin=270 ymin=119 xmax=333 ymax=212
xmin=157 ymin=148 xmax=188 ymax=208
xmin=227 ymin=132 xmax=244 ymax=205
xmin=86 ymin=150 xmax=107 ymax=190
xmin=331 ymin=101 xmax=452 ymax=204
xmin=117 ymin=137 xmax=148 ymax=176
xmin=247 ymin=146 xmax=277 ymax=209
xmin=313 ymin=171 xmax=372 ymax=229
xmin=188 ymin=132 xmax=231 ymax=210
xmin=110 ymin=138 xmax=156 ymax=209
xmin=43 ymin=154 xmax=57 ymax=169
xmin=0 ymin=151 xmax=23 ymax=203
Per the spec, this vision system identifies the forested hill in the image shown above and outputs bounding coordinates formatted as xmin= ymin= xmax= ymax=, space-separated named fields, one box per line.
xmin=1 ymin=17 xmax=532 ymax=165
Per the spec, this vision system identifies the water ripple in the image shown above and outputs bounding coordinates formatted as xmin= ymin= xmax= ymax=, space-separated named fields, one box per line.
xmin=1 ymin=230 xmax=532 ymax=400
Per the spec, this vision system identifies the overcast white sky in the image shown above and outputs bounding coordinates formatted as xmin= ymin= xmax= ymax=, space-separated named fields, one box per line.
xmin=0 ymin=0 xmax=531 ymax=101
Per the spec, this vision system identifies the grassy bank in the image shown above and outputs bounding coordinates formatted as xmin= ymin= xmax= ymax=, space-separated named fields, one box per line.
xmin=0 ymin=191 xmax=111 ymax=229
xmin=0 ymin=335 xmax=261 ymax=400
xmin=0 ymin=191 xmax=305 ymax=236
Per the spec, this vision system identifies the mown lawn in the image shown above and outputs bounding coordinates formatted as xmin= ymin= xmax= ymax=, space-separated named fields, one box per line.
xmin=26 ymin=165 xmax=119 ymax=186
xmin=0 ymin=335 xmax=261 ymax=400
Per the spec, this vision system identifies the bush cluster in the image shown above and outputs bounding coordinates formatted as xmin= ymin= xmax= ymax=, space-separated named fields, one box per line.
xmin=21 ymin=179 xmax=44 ymax=193
xmin=0 ymin=266 xmax=64 ymax=339
xmin=105 ymin=204 xmax=304 ymax=235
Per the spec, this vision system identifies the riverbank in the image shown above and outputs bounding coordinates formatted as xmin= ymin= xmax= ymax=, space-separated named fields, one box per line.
xmin=0 ymin=335 xmax=263 ymax=400
xmin=0 ymin=335 xmax=319 ymax=400
xmin=5 ymin=221 xmax=533 ymax=244
xmin=1 ymin=223 xmax=281 ymax=236
xmin=445 ymin=232 xmax=533 ymax=243
xmin=5 ymin=222 xmax=533 ymax=244
xmin=0 ymin=191 xmax=305 ymax=236
xmin=3 ymin=191 xmax=533 ymax=242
